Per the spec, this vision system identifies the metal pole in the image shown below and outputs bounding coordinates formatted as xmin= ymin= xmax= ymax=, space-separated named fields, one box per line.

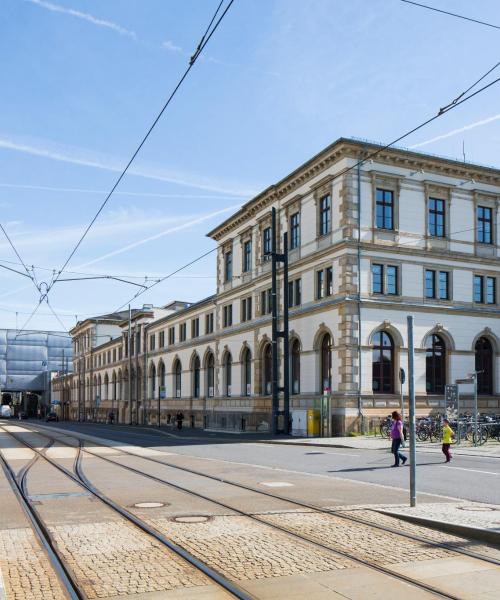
xmin=158 ymin=386 xmax=161 ymax=428
xmin=271 ymin=207 xmax=278 ymax=434
xmin=407 ymin=315 xmax=417 ymax=508
xmin=474 ymin=373 xmax=478 ymax=446
xmin=283 ymin=231 xmax=290 ymax=434
xmin=128 ymin=304 xmax=132 ymax=426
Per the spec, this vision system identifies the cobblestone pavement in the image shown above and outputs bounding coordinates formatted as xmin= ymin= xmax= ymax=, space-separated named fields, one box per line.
xmin=50 ymin=520 xmax=213 ymax=599
xmin=0 ymin=527 xmax=66 ymax=600
xmin=333 ymin=506 xmax=500 ymax=561
xmin=147 ymin=514 xmax=353 ymax=581
xmin=258 ymin=509 xmax=456 ymax=566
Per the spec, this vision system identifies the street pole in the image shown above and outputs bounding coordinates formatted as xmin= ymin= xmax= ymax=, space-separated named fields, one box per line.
xmin=474 ymin=373 xmax=478 ymax=447
xmin=128 ymin=304 xmax=132 ymax=426
xmin=158 ymin=386 xmax=161 ymax=428
xmin=283 ymin=231 xmax=290 ymax=434
xmin=271 ymin=208 xmax=279 ymax=434
xmin=407 ymin=315 xmax=417 ymax=508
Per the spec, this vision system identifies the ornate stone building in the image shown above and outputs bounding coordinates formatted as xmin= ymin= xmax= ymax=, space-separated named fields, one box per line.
xmin=52 ymin=138 xmax=500 ymax=434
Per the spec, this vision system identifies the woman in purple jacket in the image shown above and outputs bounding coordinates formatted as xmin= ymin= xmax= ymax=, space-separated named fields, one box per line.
xmin=390 ymin=411 xmax=407 ymax=467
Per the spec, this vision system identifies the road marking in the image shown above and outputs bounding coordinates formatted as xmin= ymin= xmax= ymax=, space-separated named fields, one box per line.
xmin=445 ymin=466 xmax=499 ymax=475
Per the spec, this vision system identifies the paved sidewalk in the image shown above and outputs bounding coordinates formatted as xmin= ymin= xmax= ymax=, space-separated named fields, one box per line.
xmin=376 ymin=501 xmax=500 ymax=544
xmin=262 ymin=435 xmax=500 ymax=458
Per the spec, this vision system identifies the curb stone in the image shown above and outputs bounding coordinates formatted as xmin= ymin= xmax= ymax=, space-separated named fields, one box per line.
xmin=377 ymin=509 xmax=500 ymax=547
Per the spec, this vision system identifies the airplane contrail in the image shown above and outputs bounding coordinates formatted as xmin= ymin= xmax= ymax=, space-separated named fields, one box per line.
xmin=410 ymin=114 xmax=500 ymax=148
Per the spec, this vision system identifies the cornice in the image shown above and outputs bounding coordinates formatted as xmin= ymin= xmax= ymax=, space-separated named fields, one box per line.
xmin=206 ymin=138 xmax=500 ymax=242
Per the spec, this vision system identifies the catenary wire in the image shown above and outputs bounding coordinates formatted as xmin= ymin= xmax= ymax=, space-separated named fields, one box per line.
xmin=46 ymin=0 xmax=235 ymax=295
xmin=0 ymin=222 xmax=37 ymax=285
xmin=400 ymin=0 xmax=500 ymax=31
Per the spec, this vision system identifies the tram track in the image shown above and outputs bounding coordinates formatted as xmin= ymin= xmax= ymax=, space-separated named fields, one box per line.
xmin=11 ymin=422 xmax=498 ymax=600
xmin=0 ymin=440 xmax=84 ymax=600
xmin=0 ymin=424 xmax=253 ymax=600
xmin=32 ymin=422 xmax=500 ymax=565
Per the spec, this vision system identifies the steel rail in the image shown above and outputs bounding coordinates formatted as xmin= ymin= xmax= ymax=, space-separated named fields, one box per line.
xmin=22 ymin=425 xmax=476 ymax=600
xmin=37 ymin=423 xmax=500 ymax=567
xmin=0 ymin=441 xmax=84 ymax=600
xmin=0 ymin=426 xmax=253 ymax=600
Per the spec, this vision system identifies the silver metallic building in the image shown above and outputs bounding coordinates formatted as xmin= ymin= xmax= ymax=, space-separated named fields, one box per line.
xmin=0 ymin=329 xmax=72 ymax=410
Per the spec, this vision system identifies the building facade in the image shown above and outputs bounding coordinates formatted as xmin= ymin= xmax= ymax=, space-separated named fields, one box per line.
xmin=52 ymin=138 xmax=500 ymax=433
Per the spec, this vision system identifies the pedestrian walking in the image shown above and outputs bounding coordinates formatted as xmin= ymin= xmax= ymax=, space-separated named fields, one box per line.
xmin=176 ymin=411 xmax=184 ymax=430
xmin=442 ymin=418 xmax=454 ymax=462
xmin=390 ymin=410 xmax=407 ymax=467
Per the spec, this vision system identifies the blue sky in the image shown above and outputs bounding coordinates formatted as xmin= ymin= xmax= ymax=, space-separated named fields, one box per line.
xmin=1 ymin=0 xmax=500 ymax=332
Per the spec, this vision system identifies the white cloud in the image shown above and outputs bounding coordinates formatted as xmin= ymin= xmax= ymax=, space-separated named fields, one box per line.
xmin=0 ymin=134 xmax=258 ymax=197
xmin=0 ymin=182 xmax=236 ymax=200
xmin=162 ymin=39 xmax=182 ymax=52
xmin=409 ymin=114 xmax=500 ymax=149
xmin=26 ymin=0 xmax=136 ymax=39
xmin=77 ymin=204 xmax=240 ymax=268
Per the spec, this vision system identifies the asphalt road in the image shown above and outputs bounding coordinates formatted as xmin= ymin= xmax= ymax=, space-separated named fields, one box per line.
xmin=36 ymin=421 xmax=500 ymax=505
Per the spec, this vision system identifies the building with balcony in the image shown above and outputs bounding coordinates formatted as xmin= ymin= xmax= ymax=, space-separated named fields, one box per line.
xmin=52 ymin=138 xmax=500 ymax=433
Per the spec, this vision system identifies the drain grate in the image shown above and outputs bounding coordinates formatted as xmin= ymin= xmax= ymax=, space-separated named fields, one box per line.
xmin=457 ymin=505 xmax=498 ymax=512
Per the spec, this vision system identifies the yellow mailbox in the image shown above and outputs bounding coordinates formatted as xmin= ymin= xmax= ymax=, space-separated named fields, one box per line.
xmin=307 ymin=409 xmax=320 ymax=436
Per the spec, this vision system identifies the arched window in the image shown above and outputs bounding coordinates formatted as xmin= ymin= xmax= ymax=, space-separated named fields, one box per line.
xmin=291 ymin=339 xmax=300 ymax=395
xmin=224 ymin=353 xmax=232 ymax=397
xmin=149 ymin=363 xmax=156 ymax=398
xmin=372 ymin=331 xmax=394 ymax=393
xmin=206 ymin=353 xmax=215 ymax=397
xmin=242 ymin=348 xmax=252 ymax=396
xmin=426 ymin=334 xmax=445 ymax=394
xmin=95 ymin=375 xmax=99 ymax=401
xmin=193 ymin=355 xmax=200 ymax=398
xmin=103 ymin=373 xmax=109 ymax=400
xmin=173 ymin=361 xmax=182 ymax=398
xmin=263 ymin=344 xmax=272 ymax=395
xmin=320 ymin=334 xmax=332 ymax=393
xmin=475 ymin=337 xmax=493 ymax=394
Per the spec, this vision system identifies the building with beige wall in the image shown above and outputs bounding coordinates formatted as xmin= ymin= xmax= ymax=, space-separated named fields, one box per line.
xmin=52 ymin=138 xmax=500 ymax=434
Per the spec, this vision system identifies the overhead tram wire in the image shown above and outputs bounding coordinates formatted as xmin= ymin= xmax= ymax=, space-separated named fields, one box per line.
xmin=45 ymin=0 xmax=235 ymax=297
xmin=114 ymin=246 xmax=217 ymax=312
xmin=400 ymin=0 xmax=500 ymax=31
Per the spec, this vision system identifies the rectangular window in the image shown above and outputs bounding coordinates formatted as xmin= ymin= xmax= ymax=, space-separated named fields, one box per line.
xmin=290 ymin=212 xmax=300 ymax=249
xmin=243 ymin=240 xmax=252 ymax=273
xmin=477 ymin=206 xmax=492 ymax=244
xmin=191 ymin=318 xmax=199 ymax=338
xmin=223 ymin=304 xmax=233 ymax=327
xmin=224 ymin=251 xmax=232 ymax=282
xmin=319 ymin=194 xmax=331 ymax=236
xmin=113 ymin=348 xmax=116 ymax=362
xmin=205 ymin=312 xmax=214 ymax=334
xmin=119 ymin=346 xmax=123 ymax=360
xmin=486 ymin=277 xmax=496 ymax=304
xmin=288 ymin=278 xmax=302 ymax=307
xmin=326 ymin=266 xmax=333 ymax=297
xmin=425 ymin=270 xmax=435 ymax=298
xmin=438 ymin=271 xmax=449 ymax=300
xmin=107 ymin=351 xmax=111 ymax=364
xmin=372 ymin=264 xmax=383 ymax=294
xmin=316 ymin=269 xmax=325 ymax=299
xmin=428 ymin=198 xmax=445 ymax=237
xmin=168 ymin=327 xmax=175 ymax=345
xmin=376 ymin=188 xmax=394 ymax=230
xmin=241 ymin=297 xmax=252 ymax=322
xmin=159 ymin=331 xmax=165 ymax=348
xmin=386 ymin=266 xmax=398 ymax=295
xmin=474 ymin=275 xmax=484 ymax=303
xmin=263 ymin=227 xmax=271 ymax=258
xmin=149 ymin=334 xmax=155 ymax=351
xmin=136 ymin=331 xmax=141 ymax=355
xmin=260 ymin=288 xmax=272 ymax=315
xmin=179 ymin=323 xmax=187 ymax=342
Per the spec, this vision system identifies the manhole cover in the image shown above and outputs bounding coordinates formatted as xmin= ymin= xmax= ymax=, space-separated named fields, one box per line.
xmin=133 ymin=502 xmax=166 ymax=508
xmin=173 ymin=515 xmax=210 ymax=523
xmin=457 ymin=506 xmax=498 ymax=512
